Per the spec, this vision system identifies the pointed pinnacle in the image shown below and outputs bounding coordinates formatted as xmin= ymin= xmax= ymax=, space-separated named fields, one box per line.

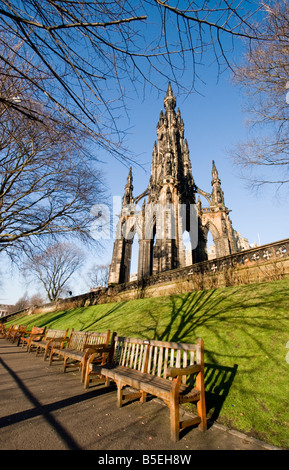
xmin=167 ymin=82 xmax=173 ymax=97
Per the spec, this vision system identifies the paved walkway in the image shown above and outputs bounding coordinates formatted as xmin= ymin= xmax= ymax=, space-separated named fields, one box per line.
xmin=0 ymin=338 xmax=278 ymax=452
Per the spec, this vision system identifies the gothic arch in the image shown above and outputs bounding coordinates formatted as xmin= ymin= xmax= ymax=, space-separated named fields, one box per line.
xmin=202 ymin=220 xmax=222 ymax=259
xmin=121 ymin=216 xmax=143 ymax=241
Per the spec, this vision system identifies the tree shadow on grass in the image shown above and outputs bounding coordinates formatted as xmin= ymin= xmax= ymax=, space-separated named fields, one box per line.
xmin=138 ymin=284 xmax=286 ymax=365
xmin=204 ymin=362 xmax=238 ymax=424
xmin=26 ymin=301 xmax=128 ymax=333
xmin=137 ymin=288 xmax=237 ymax=342
xmin=136 ymin=287 xmax=278 ymax=426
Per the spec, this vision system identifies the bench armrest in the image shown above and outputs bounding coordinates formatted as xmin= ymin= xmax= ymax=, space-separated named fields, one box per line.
xmin=36 ymin=333 xmax=47 ymax=339
xmin=86 ymin=346 xmax=111 ymax=364
xmin=49 ymin=337 xmax=68 ymax=348
xmin=83 ymin=344 xmax=107 ymax=357
xmin=17 ymin=331 xmax=31 ymax=339
xmin=51 ymin=336 xmax=68 ymax=341
xmin=166 ymin=364 xmax=201 ymax=378
xmin=83 ymin=344 xmax=106 ymax=352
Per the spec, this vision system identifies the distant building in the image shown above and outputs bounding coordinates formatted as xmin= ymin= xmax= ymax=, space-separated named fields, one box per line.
xmin=0 ymin=304 xmax=14 ymax=318
xmin=208 ymin=244 xmax=217 ymax=260
xmin=233 ymin=230 xmax=251 ymax=252
xmin=208 ymin=232 xmax=258 ymax=260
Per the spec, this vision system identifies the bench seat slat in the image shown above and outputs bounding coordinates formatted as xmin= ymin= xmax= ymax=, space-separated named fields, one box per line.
xmin=54 ymin=348 xmax=85 ymax=360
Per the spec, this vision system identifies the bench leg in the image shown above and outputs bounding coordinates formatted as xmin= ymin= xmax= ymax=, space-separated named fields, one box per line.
xmin=83 ymin=367 xmax=102 ymax=389
xmin=80 ymin=361 xmax=85 ymax=383
xmin=44 ymin=347 xmax=49 ymax=360
xmin=169 ymin=396 xmax=180 ymax=442
xmin=49 ymin=350 xmax=54 ymax=365
xmin=140 ymin=391 xmax=147 ymax=403
xmin=196 ymin=371 xmax=207 ymax=431
xmin=84 ymin=367 xmax=90 ymax=389
xmin=116 ymin=382 xmax=123 ymax=408
xmin=169 ymin=378 xmax=181 ymax=442
xmin=197 ymin=393 xmax=207 ymax=431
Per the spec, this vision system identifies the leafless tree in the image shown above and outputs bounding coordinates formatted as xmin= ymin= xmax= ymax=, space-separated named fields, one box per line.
xmin=0 ymin=53 xmax=106 ymax=257
xmin=11 ymin=292 xmax=30 ymax=312
xmin=0 ymin=1 xmax=264 ymax=156
xmin=29 ymin=293 xmax=45 ymax=307
xmin=24 ymin=242 xmax=85 ymax=302
xmin=87 ymin=263 xmax=110 ymax=289
xmin=11 ymin=291 xmax=45 ymax=311
xmin=231 ymin=0 xmax=289 ymax=190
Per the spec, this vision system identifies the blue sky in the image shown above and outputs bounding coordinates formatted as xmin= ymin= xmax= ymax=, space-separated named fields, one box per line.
xmin=1 ymin=10 xmax=289 ymax=304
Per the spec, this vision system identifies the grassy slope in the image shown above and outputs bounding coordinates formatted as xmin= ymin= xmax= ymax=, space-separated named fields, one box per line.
xmin=6 ymin=279 xmax=289 ymax=448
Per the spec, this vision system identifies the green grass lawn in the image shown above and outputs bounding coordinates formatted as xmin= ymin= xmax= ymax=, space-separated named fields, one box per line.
xmin=4 ymin=279 xmax=289 ymax=448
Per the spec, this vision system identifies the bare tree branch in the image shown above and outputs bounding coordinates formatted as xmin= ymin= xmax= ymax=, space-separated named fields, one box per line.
xmin=231 ymin=0 xmax=289 ymax=190
xmin=0 ymin=50 xmax=106 ymax=257
xmin=0 ymin=1 xmax=264 ymax=158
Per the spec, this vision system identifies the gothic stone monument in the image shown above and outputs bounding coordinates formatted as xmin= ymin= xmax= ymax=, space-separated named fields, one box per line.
xmin=108 ymin=84 xmax=247 ymax=285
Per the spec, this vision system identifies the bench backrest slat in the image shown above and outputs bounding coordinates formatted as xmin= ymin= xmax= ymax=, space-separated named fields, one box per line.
xmin=45 ymin=328 xmax=68 ymax=340
xmin=68 ymin=331 xmax=87 ymax=350
xmin=113 ymin=337 xmax=149 ymax=373
xmin=31 ymin=326 xmax=45 ymax=335
xmin=86 ymin=331 xmax=110 ymax=347
xmin=56 ymin=330 xmax=110 ymax=351
xmin=112 ymin=336 xmax=202 ymax=384
xmin=30 ymin=326 xmax=46 ymax=341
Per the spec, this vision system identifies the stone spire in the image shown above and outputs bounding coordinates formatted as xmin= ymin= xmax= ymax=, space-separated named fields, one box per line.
xmin=150 ymin=83 xmax=195 ymax=203
xmin=211 ymin=160 xmax=220 ymax=185
xmin=211 ymin=160 xmax=225 ymax=208
xmin=164 ymin=82 xmax=176 ymax=123
xmin=122 ymin=166 xmax=133 ymax=206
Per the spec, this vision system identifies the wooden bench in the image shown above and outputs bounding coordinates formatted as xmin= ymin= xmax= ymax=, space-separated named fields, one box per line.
xmin=49 ymin=329 xmax=110 ymax=382
xmin=5 ymin=325 xmax=18 ymax=340
xmin=0 ymin=323 xmax=7 ymax=335
xmin=0 ymin=323 xmax=11 ymax=338
xmin=17 ymin=326 xmax=46 ymax=349
xmin=28 ymin=328 xmax=69 ymax=360
xmin=8 ymin=325 xmax=27 ymax=343
xmin=84 ymin=335 xmax=207 ymax=442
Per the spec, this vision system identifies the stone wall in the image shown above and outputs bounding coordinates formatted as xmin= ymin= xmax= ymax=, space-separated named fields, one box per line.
xmin=106 ymin=237 xmax=289 ymax=302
